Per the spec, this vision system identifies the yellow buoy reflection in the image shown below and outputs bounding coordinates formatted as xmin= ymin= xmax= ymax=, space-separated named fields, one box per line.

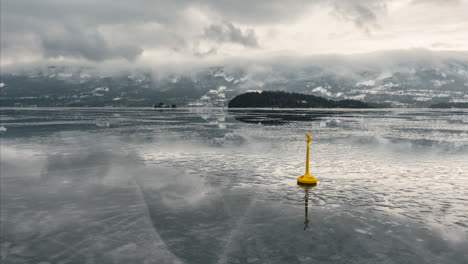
xmin=300 ymin=184 xmax=316 ymax=230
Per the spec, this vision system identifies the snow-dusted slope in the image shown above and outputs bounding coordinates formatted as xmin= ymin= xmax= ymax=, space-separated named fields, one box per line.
xmin=2 ymin=53 xmax=468 ymax=107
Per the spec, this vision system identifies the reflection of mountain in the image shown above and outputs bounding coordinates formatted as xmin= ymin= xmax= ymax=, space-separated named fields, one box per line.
xmin=188 ymin=108 xmax=246 ymax=146
xmin=188 ymin=86 xmax=228 ymax=107
xmin=229 ymin=109 xmax=344 ymax=125
xmin=429 ymin=102 xmax=468 ymax=108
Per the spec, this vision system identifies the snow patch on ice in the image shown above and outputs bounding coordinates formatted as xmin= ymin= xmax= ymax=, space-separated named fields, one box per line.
xmin=354 ymin=228 xmax=371 ymax=235
xmin=94 ymin=87 xmax=109 ymax=92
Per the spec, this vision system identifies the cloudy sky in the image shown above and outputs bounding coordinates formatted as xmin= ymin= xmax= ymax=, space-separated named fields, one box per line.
xmin=1 ymin=0 xmax=468 ymax=67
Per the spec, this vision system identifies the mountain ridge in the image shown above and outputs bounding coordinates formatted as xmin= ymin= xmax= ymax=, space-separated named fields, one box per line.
xmin=1 ymin=53 xmax=467 ymax=107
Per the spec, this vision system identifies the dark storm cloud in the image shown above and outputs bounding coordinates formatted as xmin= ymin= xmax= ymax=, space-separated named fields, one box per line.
xmin=200 ymin=0 xmax=388 ymax=29
xmin=41 ymin=27 xmax=143 ymax=61
xmin=204 ymin=22 xmax=258 ymax=47
xmin=0 ymin=0 xmax=430 ymax=63
xmin=329 ymin=0 xmax=387 ymax=31
xmin=1 ymin=0 xmax=190 ymax=62
xmin=197 ymin=0 xmax=311 ymax=23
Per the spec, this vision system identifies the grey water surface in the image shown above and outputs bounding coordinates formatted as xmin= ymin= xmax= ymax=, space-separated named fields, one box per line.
xmin=1 ymin=108 xmax=467 ymax=264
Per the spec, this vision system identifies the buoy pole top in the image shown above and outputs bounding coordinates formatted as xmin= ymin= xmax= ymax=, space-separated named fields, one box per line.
xmin=305 ymin=134 xmax=311 ymax=175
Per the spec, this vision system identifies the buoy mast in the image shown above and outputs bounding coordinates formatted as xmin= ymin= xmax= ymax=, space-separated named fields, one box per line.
xmin=297 ymin=133 xmax=318 ymax=185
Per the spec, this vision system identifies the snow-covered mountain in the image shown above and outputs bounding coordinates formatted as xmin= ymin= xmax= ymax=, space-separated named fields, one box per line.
xmin=2 ymin=52 xmax=468 ymax=107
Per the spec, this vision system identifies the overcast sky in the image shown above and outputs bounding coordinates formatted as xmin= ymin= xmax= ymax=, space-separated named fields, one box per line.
xmin=1 ymin=0 xmax=468 ymax=67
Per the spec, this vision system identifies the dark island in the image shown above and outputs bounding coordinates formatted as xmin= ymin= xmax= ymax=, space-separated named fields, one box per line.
xmin=153 ymin=102 xmax=177 ymax=108
xmin=429 ymin=102 xmax=468 ymax=108
xmin=228 ymin=91 xmax=374 ymax=108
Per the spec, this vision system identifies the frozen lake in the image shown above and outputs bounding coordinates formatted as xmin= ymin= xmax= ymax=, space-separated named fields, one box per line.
xmin=1 ymin=107 xmax=467 ymax=264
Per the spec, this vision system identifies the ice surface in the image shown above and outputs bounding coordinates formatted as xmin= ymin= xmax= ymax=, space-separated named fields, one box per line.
xmin=1 ymin=107 xmax=467 ymax=263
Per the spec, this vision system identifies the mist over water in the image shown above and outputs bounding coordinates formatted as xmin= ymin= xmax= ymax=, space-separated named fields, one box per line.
xmin=1 ymin=108 xmax=467 ymax=264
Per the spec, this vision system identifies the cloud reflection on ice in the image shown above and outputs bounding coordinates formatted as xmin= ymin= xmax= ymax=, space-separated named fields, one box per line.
xmin=1 ymin=108 xmax=467 ymax=263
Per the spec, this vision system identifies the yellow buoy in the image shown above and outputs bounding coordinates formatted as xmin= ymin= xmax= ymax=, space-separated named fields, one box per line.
xmin=297 ymin=133 xmax=318 ymax=185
